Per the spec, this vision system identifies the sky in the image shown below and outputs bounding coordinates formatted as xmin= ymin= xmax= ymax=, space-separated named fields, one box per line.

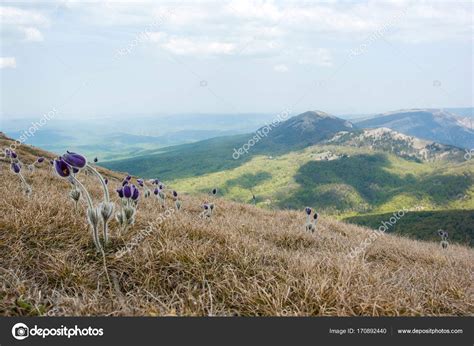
xmin=0 ymin=0 xmax=473 ymax=120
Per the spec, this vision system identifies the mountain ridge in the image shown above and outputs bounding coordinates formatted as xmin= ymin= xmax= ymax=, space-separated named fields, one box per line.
xmin=356 ymin=109 xmax=474 ymax=149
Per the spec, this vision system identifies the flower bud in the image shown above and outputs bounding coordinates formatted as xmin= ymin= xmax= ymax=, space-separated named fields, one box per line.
xmin=11 ymin=162 xmax=21 ymax=174
xmin=69 ymin=189 xmax=81 ymax=202
xmin=99 ymin=202 xmax=114 ymax=222
xmin=62 ymin=151 xmax=87 ymax=169
xmin=87 ymin=208 xmax=100 ymax=228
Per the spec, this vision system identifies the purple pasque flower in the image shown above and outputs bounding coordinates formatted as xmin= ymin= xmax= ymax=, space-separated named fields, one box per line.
xmin=121 ymin=184 xmax=139 ymax=200
xmin=125 ymin=175 xmax=132 ymax=181
xmin=203 ymin=203 xmax=209 ymax=210
xmin=172 ymin=190 xmax=178 ymax=198
xmin=153 ymin=188 xmax=159 ymax=195
xmin=10 ymin=151 xmax=18 ymax=159
xmin=123 ymin=184 xmax=132 ymax=199
xmin=62 ymin=151 xmax=87 ymax=169
xmin=158 ymin=183 xmax=164 ymax=190
xmin=137 ymin=179 xmax=144 ymax=187
xmin=122 ymin=180 xmax=129 ymax=186
xmin=131 ymin=184 xmax=140 ymax=200
xmin=104 ymin=178 xmax=108 ymax=185
xmin=211 ymin=188 xmax=217 ymax=195
xmin=313 ymin=212 xmax=318 ymax=220
xmin=11 ymin=162 xmax=21 ymax=174
xmin=4 ymin=148 xmax=11 ymax=157
xmin=305 ymin=207 xmax=311 ymax=215
xmin=54 ymin=158 xmax=71 ymax=178
xmin=37 ymin=157 xmax=45 ymax=163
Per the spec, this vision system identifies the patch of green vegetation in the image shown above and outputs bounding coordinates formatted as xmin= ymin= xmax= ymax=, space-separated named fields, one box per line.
xmin=102 ymin=136 xmax=473 ymax=245
xmin=343 ymin=210 xmax=474 ymax=246
xmin=168 ymin=145 xmax=473 ymax=214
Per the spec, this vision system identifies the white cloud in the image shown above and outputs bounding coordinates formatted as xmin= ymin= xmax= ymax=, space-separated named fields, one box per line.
xmin=0 ymin=57 xmax=16 ymax=69
xmin=145 ymin=32 xmax=167 ymax=43
xmin=161 ymin=37 xmax=236 ymax=56
xmin=225 ymin=0 xmax=282 ymax=21
xmin=273 ymin=64 xmax=288 ymax=72
xmin=2 ymin=1 xmax=471 ymax=63
xmin=287 ymin=47 xmax=334 ymax=67
xmin=0 ymin=6 xmax=48 ymax=43
xmin=48 ymin=1 xmax=473 ymax=44
xmin=0 ymin=6 xmax=49 ymax=26
xmin=23 ymin=27 xmax=44 ymax=42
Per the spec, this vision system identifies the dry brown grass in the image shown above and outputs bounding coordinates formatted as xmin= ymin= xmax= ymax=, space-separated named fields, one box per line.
xmin=1 ymin=135 xmax=473 ymax=316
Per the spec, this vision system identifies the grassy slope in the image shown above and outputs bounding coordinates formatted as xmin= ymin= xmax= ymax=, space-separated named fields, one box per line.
xmin=1 ymin=136 xmax=473 ymax=316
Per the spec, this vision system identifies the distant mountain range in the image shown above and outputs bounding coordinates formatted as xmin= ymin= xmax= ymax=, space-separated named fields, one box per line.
xmin=101 ymin=109 xmax=473 ymax=245
xmin=102 ymin=111 xmax=357 ymax=180
xmin=253 ymin=111 xmax=354 ymax=152
xmin=355 ymin=109 xmax=474 ymax=149
xmin=326 ymin=127 xmax=465 ymax=162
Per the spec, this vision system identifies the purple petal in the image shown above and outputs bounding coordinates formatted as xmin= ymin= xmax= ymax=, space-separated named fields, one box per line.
xmin=11 ymin=162 xmax=21 ymax=174
xmin=54 ymin=159 xmax=71 ymax=177
xmin=123 ymin=185 xmax=132 ymax=198
xmin=131 ymin=185 xmax=140 ymax=200
xmin=62 ymin=151 xmax=87 ymax=168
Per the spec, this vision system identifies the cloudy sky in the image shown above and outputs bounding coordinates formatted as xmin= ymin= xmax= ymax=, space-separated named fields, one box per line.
xmin=1 ymin=0 xmax=472 ymax=118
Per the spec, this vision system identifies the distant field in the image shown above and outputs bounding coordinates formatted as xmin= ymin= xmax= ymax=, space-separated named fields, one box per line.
xmin=344 ymin=210 xmax=474 ymax=247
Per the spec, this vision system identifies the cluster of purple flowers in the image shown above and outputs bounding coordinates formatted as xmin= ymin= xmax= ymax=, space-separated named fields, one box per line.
xmin=201 ymin=202 xmax=215 ymax=218
xmin=4 ymin=148 xmax=37 ymax=195
xmin=151 ymin=179 xmax=167 ymax=208
xmin=438 ymin=229 xmax=449 ymax=249
xmin=304 ymin=207 xmax=319 ymax=233
xmin=115 ymin=177 xmax=140 ymax=232
xmin=116 ymin=183 xmax=140 ymax=201
xmin=53 ymin=151 xmax=114 ymax=252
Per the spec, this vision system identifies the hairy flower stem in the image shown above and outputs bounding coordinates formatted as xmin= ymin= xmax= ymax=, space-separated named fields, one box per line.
xmin=17 ymin=171 xmax=32 ymax=194
xmin=87 ymin=164 xmax=115 ymax=246
xmin=103 ymin=223 xmax=108 ymax=244
xmin=70 ymin=175 xmax=102 ymax=252
xmin=70 ymin=175 xmax=112 ymax=291
xmin=87 ymin=164 xmax=109 ymax=202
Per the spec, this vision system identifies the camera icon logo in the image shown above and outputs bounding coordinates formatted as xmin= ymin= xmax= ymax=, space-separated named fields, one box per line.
xmin=12 ymin=323 xmax=29 ymax=340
